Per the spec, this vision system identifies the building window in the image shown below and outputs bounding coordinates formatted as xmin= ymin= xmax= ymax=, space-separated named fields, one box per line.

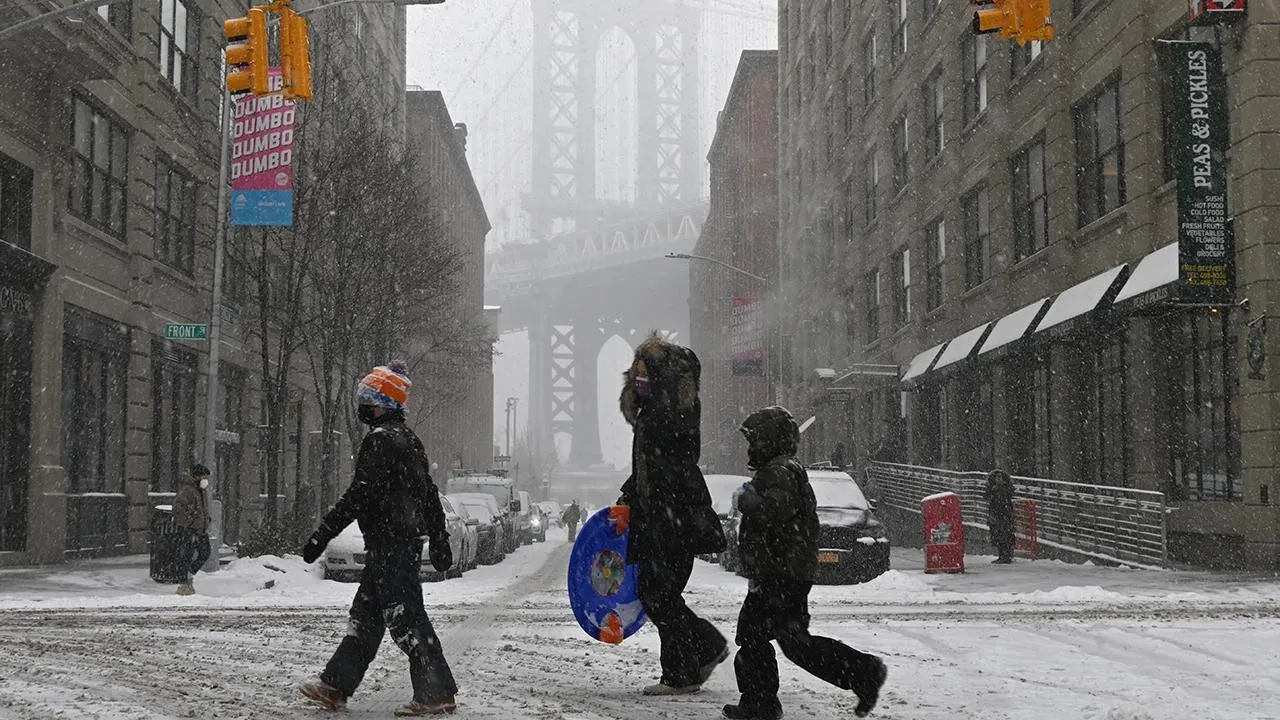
xmin=62 ymin=308 xmax=129 ymax=496
xmin=963 ymin=33 xmax=988 ymax=125
xmin=1087 ymin=330 xmax=1129 ymax=486
xmin=151 ymin=341 xmax=198 ymax=494
xmin=842 ymin=71 xmax=855 ymax=140
xmin=865 ymin=268 xmax=881 ymax=341
xmin=865 ymin=151 xmax=879 ymax=224
xmin=1168 ymin=313 xmax=1240 ymax=501
xmin=894 ymin=248 xmax=911 ymax=328
xmin=956 ymin=370 xmax=994 ymax=470
xmin=922 ymin=0 xmax=942 ymax=22
xmin=892 ymin=0 xmax=908 ymax=60
xmin=925 ymin=218 xmax=945 ymax=311
xmin=154 ymin=157 xmax=196 ymax=274
xmin=0 ymin=152 xmax=33 ymax=250
xmin=1011 ymin=135 xmax=1049 ymax=260
xmin=924 ymin=69 xmax=944 ymax=162
xmin=863 ymin=34 xmax=877 ymax=107
xmin=892 ymin=114 xmax=909 ymax=194
xmin=1011 ymin=40 xmax=1043 ymax=76
xmin=1074 ymin=77 xmax=1125 ymax=226
xmin=69 ymin=98 xmax=129 ymax=236
xmin=159 ymin=0 xmax=199 ymax=99
xmin=1006 ymin=354 xmax=1052 ymax=477
xmin=962 ymin=184 xmax=991 ymax=289
xmin=97 ymin=1 xmax=131 ymax=35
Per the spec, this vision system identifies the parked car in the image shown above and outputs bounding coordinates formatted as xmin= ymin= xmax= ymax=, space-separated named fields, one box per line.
xmin=521 ymin=492 xmax=548 ymax=543
xmin=451 ymin=492 xmax=507 ymax=565
xmin=808 ymin=469 xmax=890 ymax=584
xmin=440 ymin=491 xmax=481 ymax=571
xmin=448 ymin=473 xmax=520 ymax=554
xmin=701 ymin=474 xmax=751 ymax=564
xmin=321 ymin=498 xmax=468 ymax=583
xmin=513 ymin=490 xmax=536 ymax=545
xmin=535 ymin=500 xmax=563 ymax=527
xmin=420 ymin=495 xmax=469 ymax=582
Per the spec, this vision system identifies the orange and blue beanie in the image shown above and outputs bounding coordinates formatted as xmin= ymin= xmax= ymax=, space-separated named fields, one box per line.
xmin=356 ymin=360 xmax=411 ymax=412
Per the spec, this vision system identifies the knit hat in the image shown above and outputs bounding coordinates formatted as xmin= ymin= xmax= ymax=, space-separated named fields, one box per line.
xmin=355 ymin=360 xmax=411 ymax=411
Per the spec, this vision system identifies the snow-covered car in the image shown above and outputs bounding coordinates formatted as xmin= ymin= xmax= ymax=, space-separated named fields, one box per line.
xmin=450 ymin=493 xmax=507 ymax=565
xmin=514 ymin=490 xmax=542 ymax=544
xmin=535 ymin=501 xmax=563 ymax=527
xmin=320 ymin=492 xmax=469 ymax=582
xmin=701 ymin=474 xmax=752 ymax=564
xmin=808 ymin=469 xmax=890 ymax=584
xmin=425 ymin=495 xmax=469 ymax=582
xmin=440 ymin=494 xmax=479 ymax=573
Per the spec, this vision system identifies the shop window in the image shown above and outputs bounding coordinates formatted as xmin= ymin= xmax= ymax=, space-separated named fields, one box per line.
xmin=1074 ymin=76 xmax=1125 ymax=226
xmin=1087 ymin=330 xmax=1129 ymax=486
xmin=1006 ymin=353 xmax=1053 ymax=477
xmin=62 ymin=308 xmax=129 ymax=495
xmin=957 ymin=370 xmax=994 ymax=469
xmin=69 ymin=97 xmax=129 ymax=236
xmin=151 ymin=341 xmax=198 ymax=493
xmin=0 ymin=153 xmax=32 ymax=250
xmin=1168 ymin=313 xmax=1241 ymax=501
xmin=1011 ymin=135 xmax=1049 ymax=260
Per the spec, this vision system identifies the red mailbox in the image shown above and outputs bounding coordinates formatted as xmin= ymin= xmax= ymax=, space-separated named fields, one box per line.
xmin=922 ymin=492 xmax=965 ymax=574
xmin=1014 ymin=498 xmax=1039 ymax=560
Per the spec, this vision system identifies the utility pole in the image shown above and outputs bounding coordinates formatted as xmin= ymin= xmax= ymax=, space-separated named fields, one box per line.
xmin=505 ymin=397 xmax=518 ymax=457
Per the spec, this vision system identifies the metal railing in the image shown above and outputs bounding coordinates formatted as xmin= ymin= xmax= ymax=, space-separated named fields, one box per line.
xmin=866 ymin=462 xmax=1168 ymax=568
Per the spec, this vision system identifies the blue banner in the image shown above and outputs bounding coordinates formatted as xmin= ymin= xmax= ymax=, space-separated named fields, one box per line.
xmin=230 ymin=190 xmax=293 ymax=226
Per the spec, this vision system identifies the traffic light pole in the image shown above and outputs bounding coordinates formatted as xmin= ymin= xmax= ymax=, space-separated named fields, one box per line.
xmin=201 ymin=78 xmax=232 ymax=573
xmin=0 ymin=0 xmax=132 ymax=42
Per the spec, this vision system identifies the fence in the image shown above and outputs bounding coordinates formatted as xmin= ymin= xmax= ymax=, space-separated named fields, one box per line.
xmin=866 ymin=462 xmax=1168 ymax=568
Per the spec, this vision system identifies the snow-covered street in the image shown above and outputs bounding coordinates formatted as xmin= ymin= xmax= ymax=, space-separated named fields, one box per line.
xmin=2 ymin=530 xmax=1278 ymax=720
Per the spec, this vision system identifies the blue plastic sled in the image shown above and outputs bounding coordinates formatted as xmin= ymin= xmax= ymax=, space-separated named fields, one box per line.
xmin=567 ymin=506 xmax=647 ymax=644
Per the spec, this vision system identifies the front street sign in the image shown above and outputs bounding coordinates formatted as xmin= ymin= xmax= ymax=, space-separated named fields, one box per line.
xmin=165 ymin=323 xmax=209 ymax=341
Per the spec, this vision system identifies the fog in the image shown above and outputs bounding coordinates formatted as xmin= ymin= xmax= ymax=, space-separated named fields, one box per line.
xmin=405 ymin=2 xmax=778 ymax=469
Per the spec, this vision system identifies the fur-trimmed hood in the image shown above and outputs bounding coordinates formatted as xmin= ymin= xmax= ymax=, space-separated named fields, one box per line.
xmin=619 ymin=333 xmax=701 ymax=426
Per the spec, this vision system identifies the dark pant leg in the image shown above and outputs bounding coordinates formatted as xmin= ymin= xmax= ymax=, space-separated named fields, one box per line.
xmin=377 ymin=542 xmax=459 ymax=702
xmin=189 ymin=531 xmax=210 ymax=576
xmin=567 ymin=521 xmax=578 ymax=540
xmin=320 ymin=572 xmax=387 ymax=698
xmin=773 ymin=581 xmax=881 ymax=692
xmin=733 ymin=589 xmax=781 ymax=708
xmin=638 ymin=552 xmax=727 ymax=687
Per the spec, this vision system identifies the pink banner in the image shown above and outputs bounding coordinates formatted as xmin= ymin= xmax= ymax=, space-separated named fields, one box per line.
xmin=230 ymin=69 xmax=295 ymax=193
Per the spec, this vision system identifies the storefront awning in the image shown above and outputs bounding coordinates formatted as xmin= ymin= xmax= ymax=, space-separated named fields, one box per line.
xmin=1113 ymin=242 xmax=1178 ymax=311
xmin=1033 ymin=264 xmax=1130 ymax=336
xmin=901 ymin=342 xmax=947 ymax=383
xmin=930 ymin=322 xmax=993 ymax=373
xmin=978 ymin=297 xmax=1050 ymax=358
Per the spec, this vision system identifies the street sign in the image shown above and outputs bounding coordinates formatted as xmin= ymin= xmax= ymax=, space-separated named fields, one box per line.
xmin=1189 ymin=0 xmax=1245 ymax=23
xmin=165 ymin=323 xmax=209 ymax=341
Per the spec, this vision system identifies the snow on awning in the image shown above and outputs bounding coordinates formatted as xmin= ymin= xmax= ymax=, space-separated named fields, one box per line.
xmin=1113 ymin=243 xmax=1178 ymax=308
xmin=930 ymin=322 xmax=993 ymax=373
xmin=978 ymin=298 xmax=1051 ymax=357
xmin=901 ymin=342 xmax=947 ymax=383
xmin=1034 ymin=264 xmax=1130 ymax=336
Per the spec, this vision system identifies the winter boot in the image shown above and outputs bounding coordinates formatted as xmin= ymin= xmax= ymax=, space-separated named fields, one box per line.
xmin=992 ymin=555 xmax=1013 ymax=565
xmin=299 ymin=680 xmax=347 ymax=710
xmin=175 ymin=582 xmax=195 ymax=596
xmin=723 ymin=701 xmax=783 ymax=720
xmin=853 ymin=657 xmax=888 ymax=718
xmin=698 ymin=645 xmax=732 ymax=684
xmin=394 ymin=696 xmax=457 ymax=716
xmin=642 ymin=681 xmax=701 ymax=696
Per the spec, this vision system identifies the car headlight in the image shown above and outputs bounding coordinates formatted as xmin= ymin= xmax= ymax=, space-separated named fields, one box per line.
xmin=531 ymin=516 xmax=542 ymax=527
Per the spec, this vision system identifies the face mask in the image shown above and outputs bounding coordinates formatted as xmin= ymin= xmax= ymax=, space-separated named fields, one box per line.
xmin=633 ymin=376 xmax=652 ymax=399
xmin=199 ymin=478 xmax=209 ymax=490
xmin=357 ymin=404 xmax=379 ymax=424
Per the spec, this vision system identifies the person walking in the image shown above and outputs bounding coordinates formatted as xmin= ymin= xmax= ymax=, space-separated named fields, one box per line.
xmin=298 ymin=361 xmax=457 ymax=717
xmin=562 ymin=500 xmax=582 ymax=541
xmin=726 ymin=406 xmax=887 ymax=720
xmin=985 ymin=469 xmax=1017 ymax=564
xmin=172 ymin=464 xmax=212 ymax=596
xmin=616 ymin=334 xmax=730 ymax=696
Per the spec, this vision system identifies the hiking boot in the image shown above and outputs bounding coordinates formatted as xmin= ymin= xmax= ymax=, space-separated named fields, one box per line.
xmin=175 ymin=582 xmax=195 ymax=596
xmin=853 ymin=657 xmax=888 ymax=718
xmin=698 ymin=645 xmax=732 ymax=683
xmin=299 ymin=680 xmax=346 ymax=710
xmin=642 ymin=681 xmax=701 ymax=696
xmin=992 ymin=556 xmax=1013 ymax=565
xmin=723 ymin=702 xmax=783 ymax=720
xmin=394 ymin=696 xmax=457 ymax=716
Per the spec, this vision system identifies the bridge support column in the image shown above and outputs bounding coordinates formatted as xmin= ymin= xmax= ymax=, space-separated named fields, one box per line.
xmin=528 ymin=309 xmax=556 ymax=466
xmin=568 ymin=324 xmax=605 ymax=469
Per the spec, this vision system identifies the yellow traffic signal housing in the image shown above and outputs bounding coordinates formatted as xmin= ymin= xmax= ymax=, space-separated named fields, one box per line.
xmin=972 ymin=0 xmax=1054 ymax=46
xmin=279 ymin=8 xmax=313 ymax=102
xmin=972 ymin=0 xmax=1019 ymax=39
xmin=224 ymin=7 xmax=269 ymax=96
xmin=1017 ymin=0 xmax=1056 ymax=43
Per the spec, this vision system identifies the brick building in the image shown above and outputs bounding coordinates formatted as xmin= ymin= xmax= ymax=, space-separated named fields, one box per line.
xmin=691 ymin=50 xmax=778 ymax=473
xmin=777 ymin=1 xmax=1280 ymax=569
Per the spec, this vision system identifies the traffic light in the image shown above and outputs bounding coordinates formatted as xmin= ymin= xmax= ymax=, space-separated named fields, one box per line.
xmin=972 ymin=0 xmax=1018 ymax=39
xmin=224 ymin=7 xmax=269 ymax=96
xmin=279 ymin=8 xmax=313 ymax=102
xmin=1017 ymin=0 xmax=1055 ymax=43
xmin=971 ymin=0 xmax=1054 ymax=45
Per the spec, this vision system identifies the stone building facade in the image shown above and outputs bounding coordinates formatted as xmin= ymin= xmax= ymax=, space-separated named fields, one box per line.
xmin=691 ymin=50 xmax=778 ymax=474
xmin=777 ymin=1 xmax=1280 ymax=569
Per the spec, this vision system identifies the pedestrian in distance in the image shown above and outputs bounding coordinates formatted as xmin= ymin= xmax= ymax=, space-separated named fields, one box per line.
xmin=562 ymin=499 xmax=582 ymax=541
xmin=298 ymin=361 xmax=458 ymax=717
xmin=172 ymin=464 xmax=212 ymax=596
xmin=726 ymin=406 xmax=887 ymax=720
xmin=986 ymin=469 xmax=1017 ymax=564
xmin=616 ymin=334 xmax=730 ymax=696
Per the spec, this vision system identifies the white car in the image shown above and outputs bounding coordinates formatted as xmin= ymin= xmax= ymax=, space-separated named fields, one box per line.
xmin=535 ymin=501 xmax=563 ymax=527
xmin=441 ymin=494 xmax=479 ymax=572
xmin=321 ymin=493 xmax=468 ymax=582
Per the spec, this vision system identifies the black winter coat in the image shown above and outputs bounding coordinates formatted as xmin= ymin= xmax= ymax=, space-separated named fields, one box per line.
xmin=985 ymin=472 xmax=1016 ymax=550
xmin=736 ymin=456 xmax=819 ymax=582
xmin=318 ymin=413 xmax=447 ymax=552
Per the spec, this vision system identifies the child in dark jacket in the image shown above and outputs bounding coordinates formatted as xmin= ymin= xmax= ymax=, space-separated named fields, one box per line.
xmin=725 ymin=406 xmax=888 ymax=720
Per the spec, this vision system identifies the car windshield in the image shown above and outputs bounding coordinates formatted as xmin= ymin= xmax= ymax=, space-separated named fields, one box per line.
xmin=810 ymin=476 xmax=870 ymax=510
xmin=460 ymin=502 xmax=493 ymax=523
xmin=456 ymin=481 xmax=510 ymax=505
xmin=705 ymin=475 xmax=751 ymax=515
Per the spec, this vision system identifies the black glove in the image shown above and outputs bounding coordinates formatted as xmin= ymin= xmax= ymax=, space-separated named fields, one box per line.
xmin=302 ymin=528 xmax=330 ymax=564
xmin=429 ymin=535 xmax=452 ymax=572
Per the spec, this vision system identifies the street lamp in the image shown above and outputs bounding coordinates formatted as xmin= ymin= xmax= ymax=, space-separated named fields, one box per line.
xmin=665 ymin=252 xmax=767 ymax=283
xmin=504 ymin=397 xmax=518 ymax=457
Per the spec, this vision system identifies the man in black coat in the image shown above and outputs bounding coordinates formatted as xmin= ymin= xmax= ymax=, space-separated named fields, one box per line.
xmin=298 ymin=362 xmax=457 ymax=717
xmin=727 ymin=406 xmax=887 ymax=720
xmin=985 ymin=469 xmax=1016 ymax=564
xmin=617 ymin=334 xmax=730 ymax=696
xmin=562 ymin=499 xmax=582 ymax=541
